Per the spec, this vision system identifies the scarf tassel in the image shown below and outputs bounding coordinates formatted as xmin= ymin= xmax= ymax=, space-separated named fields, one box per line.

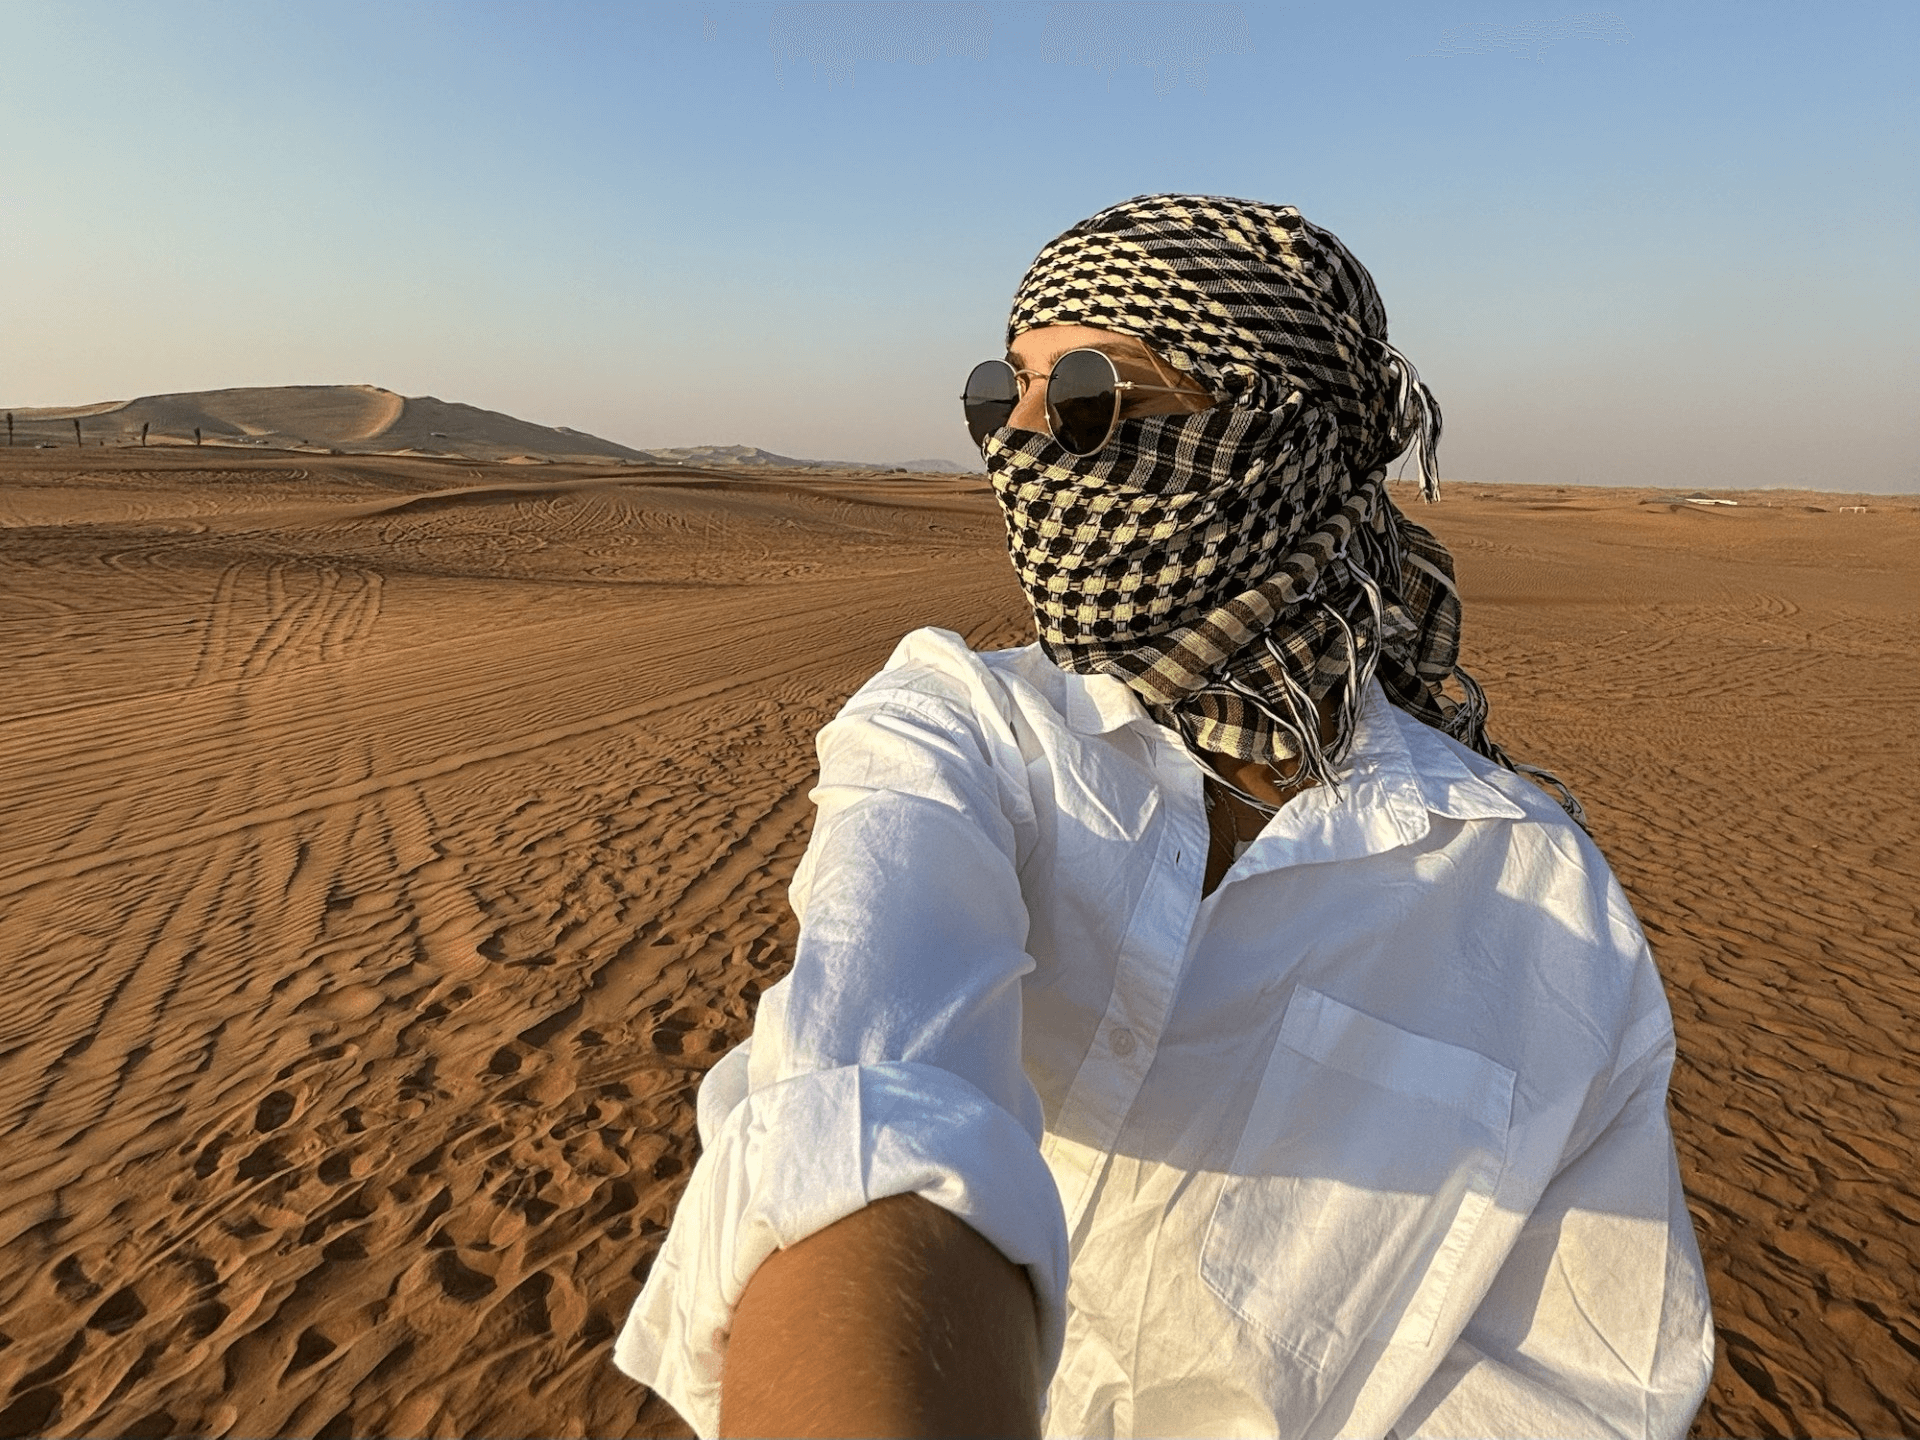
xmin=1380 ymin=341 xmax=1443 ymax=504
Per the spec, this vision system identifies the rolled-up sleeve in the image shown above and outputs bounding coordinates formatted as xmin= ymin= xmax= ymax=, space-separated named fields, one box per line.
xmin=613 ymin=647 xmax=1070 ymax=1436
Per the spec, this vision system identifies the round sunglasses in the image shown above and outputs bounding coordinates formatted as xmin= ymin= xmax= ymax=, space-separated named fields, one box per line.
xmin=961 ymin=349 xmax=1204 ymax=456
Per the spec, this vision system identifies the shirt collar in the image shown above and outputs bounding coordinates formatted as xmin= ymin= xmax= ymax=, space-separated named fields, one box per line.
xmin=1061 ymin=666 xmax=1161 ymax=738
xmin=1222 ymin=679 xmax=1524 ymax=869
xmin=1054 ymin=655 xmax=1524 ymax=861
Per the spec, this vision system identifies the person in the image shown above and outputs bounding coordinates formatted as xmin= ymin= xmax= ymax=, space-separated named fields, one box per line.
xmin=612 ymin=194 xmax=1715 ymax=1438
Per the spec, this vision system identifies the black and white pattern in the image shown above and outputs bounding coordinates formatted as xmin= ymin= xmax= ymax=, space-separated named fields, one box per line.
xmin=984 ymin=193 xmax=1583 ymax=822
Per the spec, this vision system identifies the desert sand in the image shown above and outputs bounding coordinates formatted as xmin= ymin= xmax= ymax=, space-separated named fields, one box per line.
xmin=0 ymin=450 xmax=1914 ymax=1438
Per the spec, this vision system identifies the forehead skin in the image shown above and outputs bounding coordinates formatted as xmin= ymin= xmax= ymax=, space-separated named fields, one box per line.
xmin=1007 ymin=324 xmax=1208 ymax=394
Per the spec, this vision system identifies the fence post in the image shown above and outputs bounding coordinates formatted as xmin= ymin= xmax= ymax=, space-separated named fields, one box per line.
xmin=142 ymin=422 xmax=150 ymax=447
xmin=73 ymin=418 xmax=82 ymax=448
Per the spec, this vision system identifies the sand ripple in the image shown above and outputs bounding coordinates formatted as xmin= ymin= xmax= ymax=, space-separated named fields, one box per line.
xmin=0 ymin=456 xmax=1912 ymax=1437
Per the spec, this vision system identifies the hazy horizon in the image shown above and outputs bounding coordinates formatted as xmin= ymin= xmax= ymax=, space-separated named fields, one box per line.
xmin=4 ymin=1 xmax=1914 ymax=492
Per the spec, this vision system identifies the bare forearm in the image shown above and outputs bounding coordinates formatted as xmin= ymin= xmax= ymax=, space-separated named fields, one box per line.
xmin=719 ymin=1193 xmax=1042 ymax=1438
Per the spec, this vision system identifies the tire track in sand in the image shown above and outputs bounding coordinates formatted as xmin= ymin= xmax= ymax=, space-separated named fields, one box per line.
xmin=188 ymin=561 xmax=384 ymax=690
xmin=0 ymin=461 xmax=1032 ymax=1439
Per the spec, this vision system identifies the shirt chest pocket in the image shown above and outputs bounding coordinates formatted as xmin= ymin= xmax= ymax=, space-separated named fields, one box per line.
xmin=1201 ymin=988 xmax=1515 ymax=1377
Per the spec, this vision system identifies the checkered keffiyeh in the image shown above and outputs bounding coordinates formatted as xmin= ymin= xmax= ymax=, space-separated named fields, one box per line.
xmin=984 ymin=193 xmax=1582 ymax=821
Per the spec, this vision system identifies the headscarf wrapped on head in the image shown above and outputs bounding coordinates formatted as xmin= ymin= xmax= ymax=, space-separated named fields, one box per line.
xmin=984 ymin=193 xmax=1582 ymax=822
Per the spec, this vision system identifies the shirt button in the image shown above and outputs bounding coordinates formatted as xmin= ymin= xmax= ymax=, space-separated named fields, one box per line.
xmin=1109 ymin=1027 xmax=1137 ymax=1058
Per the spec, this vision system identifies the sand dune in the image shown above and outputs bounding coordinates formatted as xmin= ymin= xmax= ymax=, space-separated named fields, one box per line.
xmin=0 ymin=452 xmax=1914 ymax=1438
xmin=1 ymin=388 xmax=979 ymax=474
xmin=2 ymin=386 xmax=647 ymax=464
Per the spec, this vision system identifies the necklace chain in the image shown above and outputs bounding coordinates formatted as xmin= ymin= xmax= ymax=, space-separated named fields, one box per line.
xmin=1205 ymin=778 xmax=1257 ymax=845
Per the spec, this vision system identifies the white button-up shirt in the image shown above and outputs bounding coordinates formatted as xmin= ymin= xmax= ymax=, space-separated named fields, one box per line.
xmin=614 ymin=628 xmax=1714 ymax=1438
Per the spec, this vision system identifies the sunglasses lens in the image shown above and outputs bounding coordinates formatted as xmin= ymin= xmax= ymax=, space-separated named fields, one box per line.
xmin=1047 ymin=350 xmax=1120 ymax=456
xmin=963 ymin=361 xmax=1020 ymax=447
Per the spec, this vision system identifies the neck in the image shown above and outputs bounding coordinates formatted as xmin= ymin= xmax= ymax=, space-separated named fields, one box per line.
xmin=1198 ymin=696 xmax=1341 ymax=896
xmin=1209 ymin=751 xmax=1313 ymax=810
xmin=1201 ymin=694 xmax=1339 ymax=809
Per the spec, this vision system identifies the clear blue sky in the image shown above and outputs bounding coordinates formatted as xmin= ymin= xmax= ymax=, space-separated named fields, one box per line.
xmin=4 ymin=1 xmax=1914 ymax=488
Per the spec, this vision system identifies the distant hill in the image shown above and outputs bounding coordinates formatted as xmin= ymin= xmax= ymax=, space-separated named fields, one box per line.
xmin=0 ymin=385 xmax=981 ymax=472
xmin=642 ymin=444 xmax=976 ymax=474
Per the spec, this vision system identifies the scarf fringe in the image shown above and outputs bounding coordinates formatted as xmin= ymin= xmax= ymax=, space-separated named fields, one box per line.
xmin=1167 ymin=512 xmax=1589 ymax=832
xmin=1380 ymin=340 xmax=1443 ymax=504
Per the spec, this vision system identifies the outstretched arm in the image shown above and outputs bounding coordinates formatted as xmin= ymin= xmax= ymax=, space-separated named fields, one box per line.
xmin=610 ymin=635 xmax=1068 ymax=1435
xmin=721 ymin=1193 xmax=1041 ymax=1438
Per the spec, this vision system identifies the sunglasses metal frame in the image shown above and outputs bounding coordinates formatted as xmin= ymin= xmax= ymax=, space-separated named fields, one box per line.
xmin=962 ymin=349 xmax=1205 ymax=456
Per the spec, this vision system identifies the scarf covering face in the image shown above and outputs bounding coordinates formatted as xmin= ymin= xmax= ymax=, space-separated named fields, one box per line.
xmin=986 ymin=193 xmax=1582 ymax=822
